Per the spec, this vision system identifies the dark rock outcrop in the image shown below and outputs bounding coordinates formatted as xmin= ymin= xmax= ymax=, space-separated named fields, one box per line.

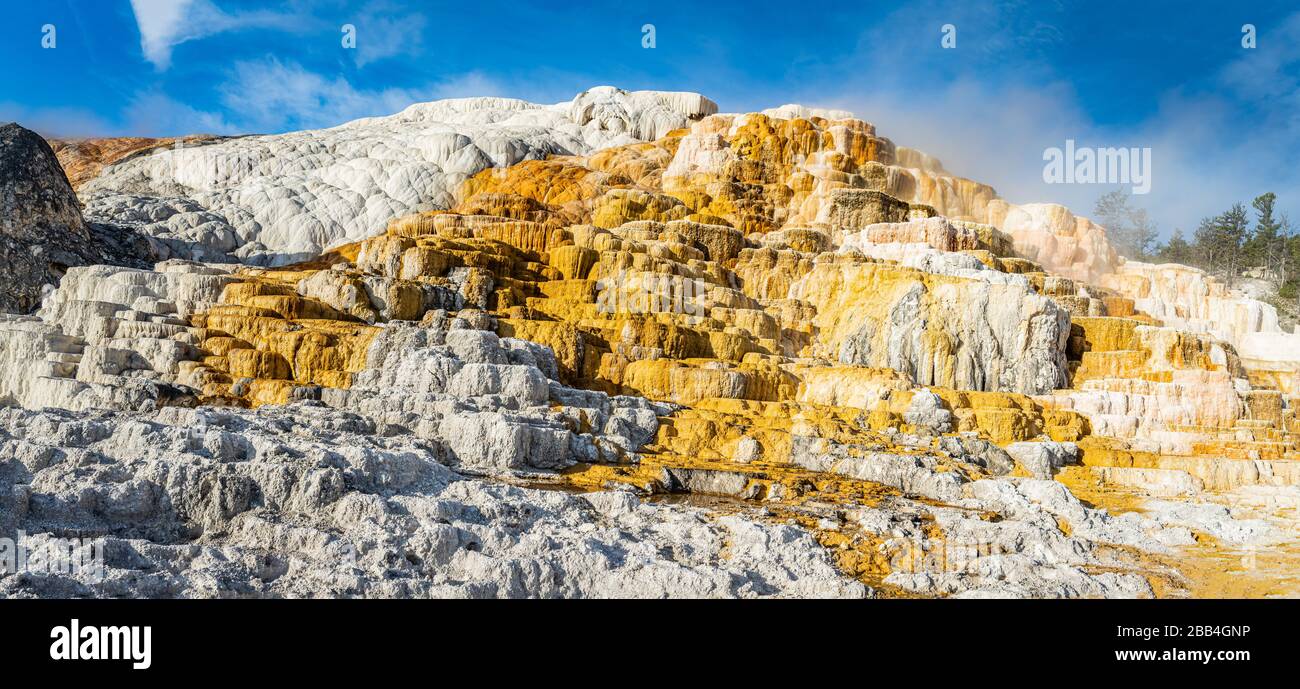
xmin=0 ymin=123 xmax=156 ymax=313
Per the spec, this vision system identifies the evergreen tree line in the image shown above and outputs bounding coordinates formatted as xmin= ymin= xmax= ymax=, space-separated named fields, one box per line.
xmin=1094 ymin=190 xmax=1296 ymax=304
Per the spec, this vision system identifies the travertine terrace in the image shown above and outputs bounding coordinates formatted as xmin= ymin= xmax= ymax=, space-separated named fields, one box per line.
xmin=2 ymin=87 xmax=1297 ymax=598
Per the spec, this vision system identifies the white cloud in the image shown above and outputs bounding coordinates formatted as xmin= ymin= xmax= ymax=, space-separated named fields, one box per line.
xmin=129 ymin=0 xmax=303 ymax=70
xmin=429 ymin=71 xmax=505 ymax=99
xmin=217 ymin=57 xmax=427 ymax=132
xmin=0 ymin=103 xmax=116 ymax=138
xmin=121 ymin=91 xmax=239 ymax=136
xmin=1218 ymin=12 xmax=1300 ymax=104
xmin=348 ymin=1 xmax=428 ymax=68
xmin=210 ymin=57 xmax=516 ymax=133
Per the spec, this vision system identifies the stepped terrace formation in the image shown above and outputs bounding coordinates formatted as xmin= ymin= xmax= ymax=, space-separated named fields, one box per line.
xmin=2 ymin=87 xmax=1297 ymax=598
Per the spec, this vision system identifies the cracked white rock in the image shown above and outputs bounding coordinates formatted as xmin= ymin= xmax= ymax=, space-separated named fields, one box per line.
xmin=0 ymin=404 xmax=864 ymax=599
xmin=79 ymin=88 xmax=718 ymax=266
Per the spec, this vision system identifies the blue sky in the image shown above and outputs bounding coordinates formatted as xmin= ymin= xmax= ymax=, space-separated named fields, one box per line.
xmin=2 ymin=0 xmax=1299 ymax=239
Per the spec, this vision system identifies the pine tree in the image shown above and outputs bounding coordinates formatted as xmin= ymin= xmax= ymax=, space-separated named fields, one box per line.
xmin=1248 ymin=192 xmax=1282 ymax=277
xmin=1157 ymin=228 xmax=1193 ymax=265
xmin=1190 ymin=204 xmax=1250 ymax=285
xmin=1192 ymin=215 xmax=1218 ymax=272
xmin=1219 ymin=203 xmax=1251 ymax=285
xmin=1280 ymin=212 xmax=1299 ymax=314
xmin=1094 ymin=190 xmax=1158 ymax=260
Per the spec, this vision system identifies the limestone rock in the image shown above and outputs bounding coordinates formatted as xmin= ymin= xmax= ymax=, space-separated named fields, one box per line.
xmin=0 ymin=404 xmax=864 ymax=598
xmin=1005 ymin=441 xmax=1080 ymax=479
xmin=78 ymin=88 xmax=717 ymax=265
xmin=903 ymin=389 xmax=953 ymax=433
xmin=794 ymin=257 xmax=1070 ymax=394
xmin=5 ymin=86 xmax=1299 ymax=600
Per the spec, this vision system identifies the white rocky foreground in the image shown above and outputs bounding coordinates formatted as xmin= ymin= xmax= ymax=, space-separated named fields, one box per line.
xmin=0 ymin=397 xmax=1277 ymax=599
xmin=0 ymin=403 xmax=868 ymax=599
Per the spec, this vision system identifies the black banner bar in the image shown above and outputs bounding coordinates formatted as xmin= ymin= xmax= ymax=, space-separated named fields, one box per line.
xmin=0 ymin=599 xmax=1290 ymax=678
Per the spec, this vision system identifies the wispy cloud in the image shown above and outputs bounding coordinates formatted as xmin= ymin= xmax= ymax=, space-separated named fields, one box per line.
xmin=215 ymin=58 xmax=511 ymax=132
xmin=129 ymin=0 xmax=307 ymax=70
xmin=347 ymin=0 xmax=427 ymax=68
xmin=0 ymin=103 xmax=116 ymax=138
xmin=1218 ymin=14 xmax=1300 ymax=97
xmin=18 ymin=60 xmax=511 ymax=138
xmin=121 ymin=90 xmax=239 ymax=136
xmin=428 ymin=71 xmax=505 ymax=99
xmin=822 ymin=78 xmax=1095 ymax=206
xmin=216 ymin=57 xmax=424 ymax=131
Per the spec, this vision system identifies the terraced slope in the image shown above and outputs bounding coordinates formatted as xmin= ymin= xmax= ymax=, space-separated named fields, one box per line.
xmin=3 ymin=90 xmax=1298 ymax=598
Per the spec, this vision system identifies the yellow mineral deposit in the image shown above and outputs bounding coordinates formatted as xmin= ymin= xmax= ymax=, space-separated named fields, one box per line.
xmin=174 ymin=110 xmax=1298 ymax=597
